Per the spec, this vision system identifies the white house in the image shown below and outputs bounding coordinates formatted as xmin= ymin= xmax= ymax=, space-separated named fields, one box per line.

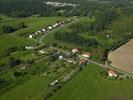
xmin=48 ymin=26 xmax=52 ymax=30
xmin=55 ymin=23 xmax=58 ymax=26
xmin=25 ymin=46 xmax=34 ymax=49
xmin=53 ymin=24 xmax=56 ymax=28
xmin=28 ymin=35 xmax=33 ymax=39
xmin=59 ymin=55 xmax=63 ymax=60
xmin=39 ymin=50 xmax=45 ymax=54
xmin=42 ymin=28 xmax=46 ymax=32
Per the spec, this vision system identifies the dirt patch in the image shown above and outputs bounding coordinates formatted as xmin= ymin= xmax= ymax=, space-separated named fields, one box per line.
xmin=110 ymin=95 xmax=128 ymax=100
xmin=108 ymin=39 xmax=133 ymax=74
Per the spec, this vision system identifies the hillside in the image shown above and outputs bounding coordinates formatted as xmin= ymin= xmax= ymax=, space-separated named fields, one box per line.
xmin=0 ymin=0 xmax=133 ymax=100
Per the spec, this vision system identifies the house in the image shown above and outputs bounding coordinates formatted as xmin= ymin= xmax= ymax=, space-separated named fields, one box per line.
xmin=59 ymin=55 xmax=63 ymax=60
xmin=108 ymin=70 xmax=118 ymax=77
xmin=25 ymin=46 xmax=34 ymax=49
xmin=42 ymin=28 xmax=46 ymax=32
xmin=39 ymin=50 xmax=45 ymax=54
xmin=81 ymin=53 xmax=91 ymax=58
xmin=53 ymin=24 xmax=56 ymax=28
xmin=79 ymin=59 xmax=88 ymax=65
xmin=55 ymin=23 xmax=58 ymax=26
xmin=107 ymin=35 xmax=110 ymax=38
xmin=72 ymin=48 xmax=79 ymax=54
xmin=28 ymin=35 xmax=33 ymax=39
xmin=48 ymin=26 xmax=52 ymax=30
xmin=66 ymin=59 xmax=73 ymax=64
xmin=35 ymin=32 xmax=38 ymax=35
xmin=37 ymin=31 xmax=41 ymax=34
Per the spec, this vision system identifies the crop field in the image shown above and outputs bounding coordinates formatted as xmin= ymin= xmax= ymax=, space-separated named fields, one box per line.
xmin=108 ymin=39 xmax=133 ymax=74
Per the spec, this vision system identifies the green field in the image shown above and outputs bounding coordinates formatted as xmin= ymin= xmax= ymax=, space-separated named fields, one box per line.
xmin=0 ymin=76 xmax=50 ymax=100
xmin=1 ymin=63 xmax=133 ymax=100
xmin=0 ymin=16 xmax=64 ymax=66
xmin=50 ymin=63 xmax=133 ymax=100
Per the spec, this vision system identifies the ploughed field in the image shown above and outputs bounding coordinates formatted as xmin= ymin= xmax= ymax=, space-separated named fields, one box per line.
xmin=108 ymin=39 xmax=133 ymax=74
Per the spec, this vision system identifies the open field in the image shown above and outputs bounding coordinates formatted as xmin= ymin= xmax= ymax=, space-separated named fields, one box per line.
xmin=108 ymin=39 xmax=133 ymax=74
xmin=0 ymin=76 xmax=50 ymax=100
xmin=1 ymin=63 xmax=133 ymax=100
xmin=49 ymin=63 xmax=133 ymax=100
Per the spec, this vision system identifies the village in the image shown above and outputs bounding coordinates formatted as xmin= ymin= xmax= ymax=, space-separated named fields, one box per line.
xmin=44 ymin=1 xmax=78 ymax=7
xmin=20 ymin=16 xmax=125 ymax=90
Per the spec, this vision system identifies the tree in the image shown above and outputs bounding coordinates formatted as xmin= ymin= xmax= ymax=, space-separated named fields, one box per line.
xmin=1 ymin=25 xmax=14 ymax=33
xmin=16 ymin=22 xmax=26 ymax=29
xmin=9 ymin=57 xmax=21 ymax=67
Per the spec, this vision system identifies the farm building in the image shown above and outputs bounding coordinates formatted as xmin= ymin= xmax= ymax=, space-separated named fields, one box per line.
xmin=72 ymin=48 xmax=79 ymax=54
xmin=37 ymin=31 xmax=41 ymax=34
xmin=108 ymin=70 xmax=118 ymax=77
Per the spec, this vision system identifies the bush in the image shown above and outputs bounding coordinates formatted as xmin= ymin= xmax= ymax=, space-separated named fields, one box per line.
xmin=1 ymin=25 xmax=14 ymax=33
xmin=14 ymin=70 xmax=21 ymax=77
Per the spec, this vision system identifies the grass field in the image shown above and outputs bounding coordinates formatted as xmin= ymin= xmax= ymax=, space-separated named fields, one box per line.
xmin=49 ymin=63 xmax=133 ymax=100
xmin=1 ymin=63 xmax=133 ymax=100
xmin=0 ymin=76 xmax=50 ymax=100
xmin=108 ymin=39 xmax=133 ymax=74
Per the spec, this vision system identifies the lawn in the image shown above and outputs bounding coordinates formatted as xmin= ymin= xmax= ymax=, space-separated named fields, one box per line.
xmin=49 ymin=63 xmax=133 ymax=100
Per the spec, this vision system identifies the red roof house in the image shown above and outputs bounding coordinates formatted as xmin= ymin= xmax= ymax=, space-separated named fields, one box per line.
xmin=108 ymin=70 xmax=118 ymax=77
xmin=81 ymin=53 xmax=91 ymax=58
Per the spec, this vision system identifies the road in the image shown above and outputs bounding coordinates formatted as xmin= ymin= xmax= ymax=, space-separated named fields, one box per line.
xmin=36 ymin=17 xmax=132 ymax=78
xmin=88 ymin=59 xmax=132 ymax=77
xmin=38 ymin=17 xmax=79 ymax=45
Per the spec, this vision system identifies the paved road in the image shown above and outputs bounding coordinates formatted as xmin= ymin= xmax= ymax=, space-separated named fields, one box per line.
xmin=88 ymin=59 xmax=132 ymax=77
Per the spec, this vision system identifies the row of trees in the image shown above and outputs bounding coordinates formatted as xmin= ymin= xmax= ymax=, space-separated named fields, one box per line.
xmin=0 ymin=22 xmax=26 ymax=34
xmin=0 ymin=0 xmax=56 ymax=18
xmin=55 ymin=31 xmax=100 ymax=48
xmin=68 ymin=9 xmax=119 ymax=35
